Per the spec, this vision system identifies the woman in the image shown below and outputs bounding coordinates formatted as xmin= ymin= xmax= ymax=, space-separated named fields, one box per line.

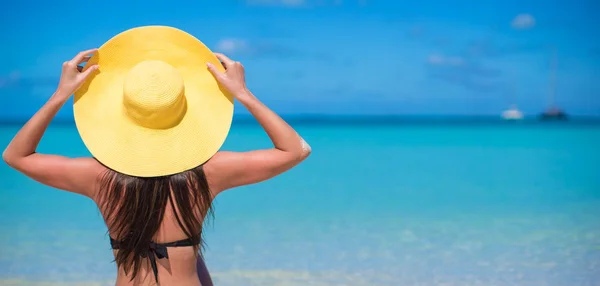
xmin=3 ymin=26 xmax=311 ymax=286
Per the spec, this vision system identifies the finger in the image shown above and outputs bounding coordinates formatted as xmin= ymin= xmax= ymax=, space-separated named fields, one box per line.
xmin=71 ymin=48 xmax=98 ymax=65
xmin=76 ymin=56 xmax=93 ymax=72
xmin=206 ymin=62 xmax=224 ymax=78
xmin=80 ymin=64 xmax=99 ymax=79
xmin=214 ymin=53 xmax=234 ymax=67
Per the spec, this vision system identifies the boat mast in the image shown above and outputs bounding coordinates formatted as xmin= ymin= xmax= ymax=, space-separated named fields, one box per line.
xmin=548 ymin=46 xmax=557 ymax=109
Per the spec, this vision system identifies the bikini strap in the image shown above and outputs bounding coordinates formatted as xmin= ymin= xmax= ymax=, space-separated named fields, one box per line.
xmin=110 ymin=237 xmax=196 ymax=283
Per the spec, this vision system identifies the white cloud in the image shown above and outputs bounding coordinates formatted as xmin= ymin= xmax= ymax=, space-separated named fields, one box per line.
xmin=427 ymin=54 xmax=444 ymax=65
xmin=215 ymin=38 xmax=249 ymax=54
xmin=511 ymin=14 xmax=535 ymax=30
xmin=427 ymin=54 xmax=464 ymax=66
xmin=246 ymin=0 xmax=306 ymax=6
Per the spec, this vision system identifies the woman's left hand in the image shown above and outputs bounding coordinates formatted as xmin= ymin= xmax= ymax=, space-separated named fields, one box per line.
xmin=56 ymin=48 xmax=99 ymax=98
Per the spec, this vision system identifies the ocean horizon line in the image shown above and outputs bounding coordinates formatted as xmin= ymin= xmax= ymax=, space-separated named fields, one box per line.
xmin=1 ymin=114 xmax=600 ymax=126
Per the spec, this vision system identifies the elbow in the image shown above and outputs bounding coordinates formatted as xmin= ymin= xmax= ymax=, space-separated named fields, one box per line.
xmin=296 ymin=140 xmax=312 ymax=162
xmin=2 ymin=149 xmax=13 ymax=167
xmin=2 ymin=149 xmax=19 ymax=168
xmin=301 ymin=146 xmax=312 ymax=160
xmin=294 ymin=151 xmax=310 ymax=163
xmin=288 ymin=149 xmax=310 ymax=168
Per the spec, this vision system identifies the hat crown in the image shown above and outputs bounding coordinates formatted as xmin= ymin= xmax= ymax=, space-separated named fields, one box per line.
xmin=123 ymin=60 xmax=186 ymax=129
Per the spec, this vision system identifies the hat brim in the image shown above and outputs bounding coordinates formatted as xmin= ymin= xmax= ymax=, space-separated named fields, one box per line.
xmin=73 ymin=26 xmax=234 ymax=177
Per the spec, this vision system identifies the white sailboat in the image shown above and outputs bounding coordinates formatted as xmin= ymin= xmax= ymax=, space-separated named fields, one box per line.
xmin=502 ymin=104 xmax=524 ymax=120
xmin=502 ymin=70 xmax=524 ymax=120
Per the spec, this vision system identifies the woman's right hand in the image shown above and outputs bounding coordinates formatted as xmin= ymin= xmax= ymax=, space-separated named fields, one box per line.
xmin=206 ymin=53 xmax=251 ymax=100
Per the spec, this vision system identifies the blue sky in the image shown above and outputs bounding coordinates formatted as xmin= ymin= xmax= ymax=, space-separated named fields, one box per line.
xmin=1 ymin=0 xmax=598 ymax=118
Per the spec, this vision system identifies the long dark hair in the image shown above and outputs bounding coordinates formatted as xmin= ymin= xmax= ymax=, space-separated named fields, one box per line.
xmin=95 ymin=164 xmax=214 ymax=281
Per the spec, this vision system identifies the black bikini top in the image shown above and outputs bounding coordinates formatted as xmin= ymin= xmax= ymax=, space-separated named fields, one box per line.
xmin=110 ymin=237 xmax=197 ymax=283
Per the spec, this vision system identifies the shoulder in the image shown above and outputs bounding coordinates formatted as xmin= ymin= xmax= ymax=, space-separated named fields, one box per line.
xmin=80 ymin=157 xmax=108 ymax=176
xmin=203 ymin=151 xmax=234 ymax=194
xmin=69 ymin=157 xmax=109 ymax=198
xmin=66 ymin=157 xmax=107 ymax=176
xmin=205 ymin=151 xmax=234 ymax=168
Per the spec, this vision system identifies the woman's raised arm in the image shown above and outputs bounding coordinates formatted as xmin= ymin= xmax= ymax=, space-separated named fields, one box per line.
xmin=205 ymin=53 xmax=311 ymax=195
xmin=2 ymin=49 xmax=104 ymax=198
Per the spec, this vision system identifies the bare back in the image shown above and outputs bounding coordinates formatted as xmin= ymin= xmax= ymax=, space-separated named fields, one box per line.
xmin=106 ymin=202 xmax=203 ymax=286
xmin=93 ymin=160 xmax=221 ymax=286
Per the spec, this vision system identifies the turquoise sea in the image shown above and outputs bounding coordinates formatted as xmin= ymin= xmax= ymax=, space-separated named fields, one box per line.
xmin=0 ymin=119 xmax=599 ymax=286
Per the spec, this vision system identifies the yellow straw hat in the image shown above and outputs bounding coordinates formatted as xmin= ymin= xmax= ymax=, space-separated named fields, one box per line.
xmin=73 ymin=26 xmax=234 ymax=177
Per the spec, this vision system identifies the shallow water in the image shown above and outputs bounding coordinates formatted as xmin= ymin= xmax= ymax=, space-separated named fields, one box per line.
xmin=1 ymin=121 xmax=599 ymax=285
